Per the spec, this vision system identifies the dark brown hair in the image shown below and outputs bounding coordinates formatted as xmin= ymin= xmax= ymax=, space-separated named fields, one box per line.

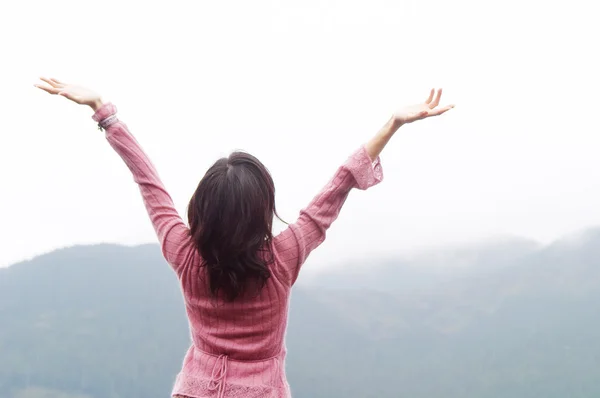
xmin=187 ymin=151 xmax=281 ymax=301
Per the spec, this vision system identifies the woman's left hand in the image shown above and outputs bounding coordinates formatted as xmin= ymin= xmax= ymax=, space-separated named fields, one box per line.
xmin=35 ymin=77 xmax=104 ymax=111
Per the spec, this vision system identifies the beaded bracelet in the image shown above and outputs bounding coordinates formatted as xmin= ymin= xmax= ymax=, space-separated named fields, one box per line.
xmin=97 ymin=114 xmax=119 ymax=131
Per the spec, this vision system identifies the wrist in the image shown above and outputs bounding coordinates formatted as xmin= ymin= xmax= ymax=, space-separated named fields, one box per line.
xmin=381 ymin=117 xmax=402 ymax=137
xmin=388 ymin=116 xmax=403 ymax=132
xmin=89 ymin=98 xmax=105 ymax=112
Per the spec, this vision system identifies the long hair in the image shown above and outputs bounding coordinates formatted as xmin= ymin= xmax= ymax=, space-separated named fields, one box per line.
xmin=187 ymin=151 xmax=282 ymax=301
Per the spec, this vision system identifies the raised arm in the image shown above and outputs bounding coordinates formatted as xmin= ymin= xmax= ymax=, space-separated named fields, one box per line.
xmin=272 ymin=88 xmax=454 ymax=285
xmin=272 ymin=146 xmax=383 ymax=285
xmin=35 ymin=78 xmax=194 ymax=274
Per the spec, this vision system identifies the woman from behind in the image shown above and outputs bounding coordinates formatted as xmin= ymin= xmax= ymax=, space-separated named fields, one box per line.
xmin=36 ymin=77 xmax=454 ymax=398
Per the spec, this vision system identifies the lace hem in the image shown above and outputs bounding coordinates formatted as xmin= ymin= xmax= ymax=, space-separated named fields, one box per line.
xmin=346 ymin=146 xmax=384 ymax=190
xmin=92 ymin=102 xmax=117 ymax=123
xmin=172 ymin=375 xmax=290 ymax=398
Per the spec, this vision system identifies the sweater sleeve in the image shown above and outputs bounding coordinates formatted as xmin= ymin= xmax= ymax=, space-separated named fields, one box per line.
xmin=93 ymin=103 xmax=194 ymax=274
xmin=272 ymin=146 xmax=383 ymax=285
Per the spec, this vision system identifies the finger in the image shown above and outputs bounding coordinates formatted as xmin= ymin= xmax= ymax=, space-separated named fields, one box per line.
xmin=428 ymin=104 xmax=455 ymax=116
xmin=429 ymin=89 xmax=442 ymax=108
xmin=50 ymin=78 xmax=65 ymax=87
xmin=35 ymin=84 xmax=60 ymax=94
xmin=425 ymin=89 xmax=435 ymax=104
xmin=40 ymin=77 xmax=60 ymax=88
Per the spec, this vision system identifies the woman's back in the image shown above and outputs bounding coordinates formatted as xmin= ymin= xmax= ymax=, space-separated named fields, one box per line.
xmin=181 ymin=250 xmax=292 ymax=361
xmin=169 ymin=142 xmax=382 ymax=395
xmin=173 ymin=252 xmax=294 ymax=397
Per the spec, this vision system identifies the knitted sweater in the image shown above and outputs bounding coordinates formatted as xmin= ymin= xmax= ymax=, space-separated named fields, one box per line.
xmin=92 ymin=103 xmax=383 ymax=398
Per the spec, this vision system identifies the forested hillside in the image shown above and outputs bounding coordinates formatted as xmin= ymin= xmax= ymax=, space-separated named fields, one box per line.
xmin=2 ymin=230 xmax=600 ymax=397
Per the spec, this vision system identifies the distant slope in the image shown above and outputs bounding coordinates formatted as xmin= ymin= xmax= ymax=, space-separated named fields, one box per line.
xmin=2 ymin=230 xmax=600 ymax=397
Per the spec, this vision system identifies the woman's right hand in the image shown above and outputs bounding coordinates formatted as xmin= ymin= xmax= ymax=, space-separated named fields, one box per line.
xmin=35 ymin=77 xmax=105 ymax=112
xmin=365 ymin=88 xmax=455 ymax=160
xmin=391 ymin=88 xmax=454 ymax=128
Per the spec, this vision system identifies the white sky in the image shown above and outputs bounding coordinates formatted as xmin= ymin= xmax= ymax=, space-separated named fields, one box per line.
xmin=0 ymin=0 xmax=599 ymax=269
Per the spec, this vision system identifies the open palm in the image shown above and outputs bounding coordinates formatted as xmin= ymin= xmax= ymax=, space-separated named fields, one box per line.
xmin=35 ymin=77 xmax=103 ymax=111
xmin=393 ymin=89 xmax=454 ymax=126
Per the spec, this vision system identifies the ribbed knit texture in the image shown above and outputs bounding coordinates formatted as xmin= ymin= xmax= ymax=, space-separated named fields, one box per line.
xmin=93 ymin=103 xmax=384 ymax=398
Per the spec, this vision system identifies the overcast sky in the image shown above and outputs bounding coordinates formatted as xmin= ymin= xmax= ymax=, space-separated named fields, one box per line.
xmin=0 ymin=0 xmax=598 ymax=269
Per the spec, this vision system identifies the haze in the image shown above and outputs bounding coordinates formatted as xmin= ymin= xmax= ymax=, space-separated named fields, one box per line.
xmin=0 ymin=0 xmax=598 ymax=268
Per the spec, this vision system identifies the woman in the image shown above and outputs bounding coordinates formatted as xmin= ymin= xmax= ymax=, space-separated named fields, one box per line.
xmin=35 ymin=77 xmax=454 ymax=398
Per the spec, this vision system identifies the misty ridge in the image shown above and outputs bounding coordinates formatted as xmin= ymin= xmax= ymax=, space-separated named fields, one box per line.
xmin=1 ymin=226 xmax=600 ymax=397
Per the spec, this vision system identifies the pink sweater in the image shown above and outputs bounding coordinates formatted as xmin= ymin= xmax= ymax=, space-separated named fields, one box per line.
xmin=93 ymin=103 xmax=383 ymax=398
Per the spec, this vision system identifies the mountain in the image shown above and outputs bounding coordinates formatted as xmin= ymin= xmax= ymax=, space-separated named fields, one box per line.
xmin=1 ymin=230 xmax=600 ymax=397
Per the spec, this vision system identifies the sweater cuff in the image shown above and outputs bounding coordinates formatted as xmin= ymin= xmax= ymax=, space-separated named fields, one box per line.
xmin=345 ymin=146 xmax=384 ymax=190
xmin=92 ymin=103 xmax=119 ymax=129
